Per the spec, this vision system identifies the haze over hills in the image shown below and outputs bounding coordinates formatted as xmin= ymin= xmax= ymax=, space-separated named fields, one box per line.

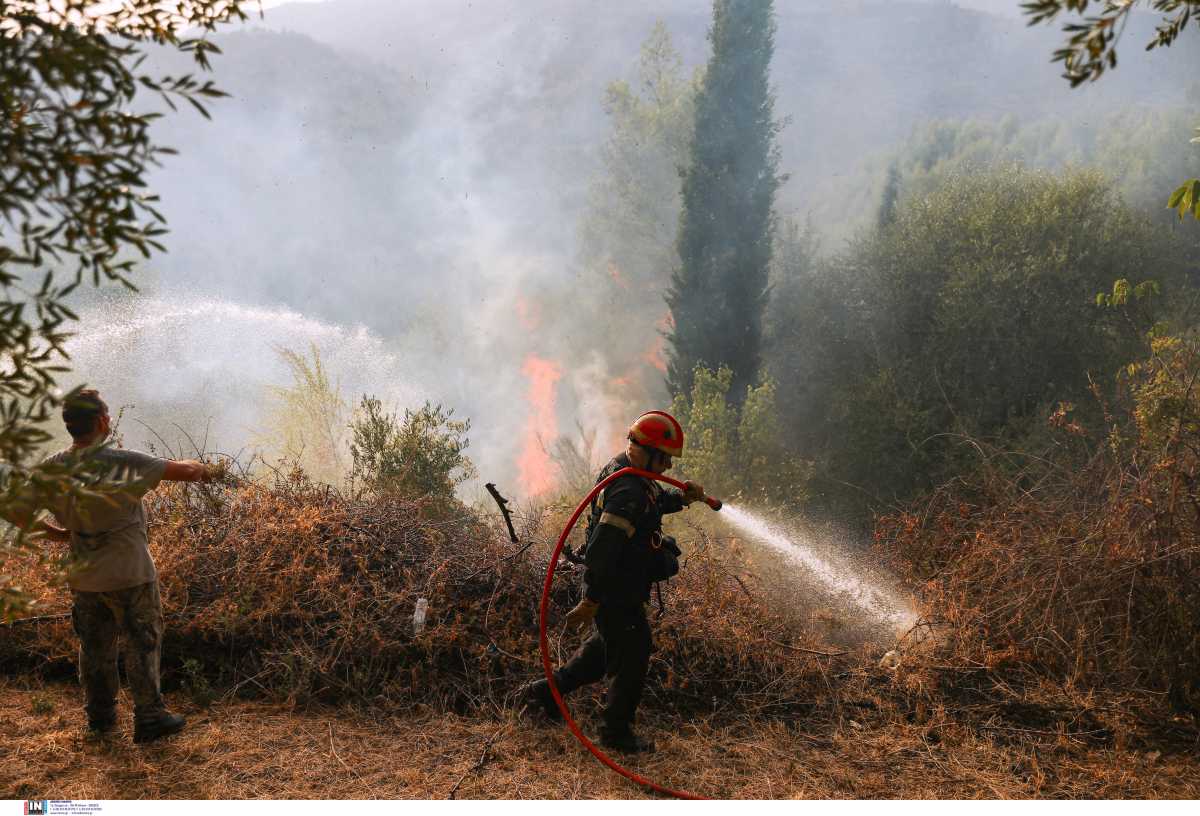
xmin=161 ymin=0 xmax=1195 ymax=311
xmin=81 ymin=0 xmax=1197 ymax=493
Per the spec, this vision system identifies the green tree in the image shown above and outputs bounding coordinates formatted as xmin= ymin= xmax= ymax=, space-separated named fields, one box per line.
xmin=782 ymin=167 xmax=1195 ymax=514
xmin=1024 ymin=0 xmax=1200 ymax=220
xmin=349 ymin=396 xmax=475 ymax=503
xmin=579 ymin=22 xmax=698 ymax=299
xmin=876 ymin=163 xmax=901 ymax=231
xmin=573 ymin=22 xmax=698 ymax=403
xmin=0 ymin=1 xmax=242 ymax=619
xmin=667 ymin=0 xmax=784 ymax=401
xmin=765 ymin=218 xmax=871 ymax=499
xmin=670 ymin=365 xmax=808 ymax=505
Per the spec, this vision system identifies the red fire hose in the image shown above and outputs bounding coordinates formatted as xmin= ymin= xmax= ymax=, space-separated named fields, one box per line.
xmin=538 ymin=466 xmax=722 ymax=800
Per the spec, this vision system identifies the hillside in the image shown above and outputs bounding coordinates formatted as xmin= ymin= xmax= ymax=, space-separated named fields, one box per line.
xmin=147 ymin=0 xmax=1200 ymax=322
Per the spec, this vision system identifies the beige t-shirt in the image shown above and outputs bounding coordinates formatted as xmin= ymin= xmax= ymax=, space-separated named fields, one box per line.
xmin=43 ymin=447 xmax=168 ymax=592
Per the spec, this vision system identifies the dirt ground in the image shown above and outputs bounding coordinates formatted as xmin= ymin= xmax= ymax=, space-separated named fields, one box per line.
xmin=2 ymin=676 xmax=1197 ymax=800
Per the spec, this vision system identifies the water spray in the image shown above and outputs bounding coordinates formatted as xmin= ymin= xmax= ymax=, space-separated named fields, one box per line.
xmin=718 ymin=505 xmax=917 ymax=632
xmin=539 ymin=466 xmax=721 ymax=801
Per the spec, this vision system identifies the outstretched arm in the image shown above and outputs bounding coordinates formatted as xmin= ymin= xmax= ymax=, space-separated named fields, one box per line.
xmin=162 ymin=459 xmax=226 ymax=483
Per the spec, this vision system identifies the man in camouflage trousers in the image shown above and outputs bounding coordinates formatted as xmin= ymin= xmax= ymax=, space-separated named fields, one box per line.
xmin=38 ymin=390 xmax=225 ymax=742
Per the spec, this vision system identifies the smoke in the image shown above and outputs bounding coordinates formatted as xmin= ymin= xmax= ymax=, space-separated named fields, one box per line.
xmin=60 ymin=0 xmax=1194 ymax=497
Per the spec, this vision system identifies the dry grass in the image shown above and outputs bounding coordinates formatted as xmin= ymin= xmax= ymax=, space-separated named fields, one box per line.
xmin=875 ymin=433 xmax=1200 ymax=716
xmin=2 ymin=467 xmax=847 ymax=723
xmin=4 ymin=453 xmax=1199 ymax=798
xmin=3 ymin=675 xmax=1197 ymax=800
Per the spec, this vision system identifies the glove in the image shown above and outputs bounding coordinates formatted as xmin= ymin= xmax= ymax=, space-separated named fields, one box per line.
xmin=565 ymin=599 xmax=599 ymax=631
xmin=682 ymin=480 xmax=705 ymax=504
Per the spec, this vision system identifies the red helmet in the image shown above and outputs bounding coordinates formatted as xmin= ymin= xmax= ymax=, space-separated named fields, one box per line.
xmin=628 ymin=410 xmax=684 ymax=458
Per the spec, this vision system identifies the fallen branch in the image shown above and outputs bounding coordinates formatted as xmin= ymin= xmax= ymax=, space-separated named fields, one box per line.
xmin=447 ymin=725 xmax=507 ymax=799
xmin=765 ymin=638 xmax=847 ymax=658
xmin=0 ymin=612 xmax=71 ymax=627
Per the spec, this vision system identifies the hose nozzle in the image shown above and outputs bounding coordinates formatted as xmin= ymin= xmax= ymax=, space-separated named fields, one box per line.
xmin=703 ymin=496 xmax=722 ymax=512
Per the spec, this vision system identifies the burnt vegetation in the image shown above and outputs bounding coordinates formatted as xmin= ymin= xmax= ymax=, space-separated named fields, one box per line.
xmin=3 ymin=0 xmax=1200 ymax=799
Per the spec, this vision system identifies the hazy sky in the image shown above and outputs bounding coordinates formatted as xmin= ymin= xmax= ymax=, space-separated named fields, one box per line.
xmin=62 ymin=0 xmax=1191 ymax=500
xmin=257 ymin=0 xmax=1027 ymax=15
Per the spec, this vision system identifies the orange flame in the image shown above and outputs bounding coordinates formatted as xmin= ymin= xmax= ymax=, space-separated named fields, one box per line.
xmin=642 ymin=335 xmax=668 ymax=374
xmin=518 ymin=354 xmax=563 ymax=497
xmin=607 ymin=260 xmax=630 ymax=290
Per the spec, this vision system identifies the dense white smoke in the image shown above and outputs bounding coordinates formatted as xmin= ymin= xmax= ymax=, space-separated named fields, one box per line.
xmin=61 ymin=0 xmax=1195 ymax=496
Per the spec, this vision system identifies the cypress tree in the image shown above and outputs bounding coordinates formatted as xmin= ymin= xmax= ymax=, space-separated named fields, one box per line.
xmin=877 ymin=163 xmax=901 ymax=231
xmin=667 ymin=0 xmax=784 ymax=401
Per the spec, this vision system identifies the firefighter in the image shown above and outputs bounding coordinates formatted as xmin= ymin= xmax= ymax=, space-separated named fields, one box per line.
xmin=521 ymin=411 xmax=704 ymax=754
xmin=34 ymin=390 xmax=227 ymax=742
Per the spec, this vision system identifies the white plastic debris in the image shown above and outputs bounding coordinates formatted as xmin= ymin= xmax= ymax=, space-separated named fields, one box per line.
xmin=878 ymin=650 xmax=902 ymax=670
xmin=413 ymin=597 xmax=429 ymax=635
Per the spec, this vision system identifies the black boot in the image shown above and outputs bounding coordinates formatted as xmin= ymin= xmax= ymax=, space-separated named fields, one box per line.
xmin=518 ymin=679 xmax=563 ymax=722
xmin=599 ymin=726 xmax=655 ymax=754
xmin=87 ymin=710 xmax=117 ymax=736
xmin=133 ymin=712 xmax=186 ymax=744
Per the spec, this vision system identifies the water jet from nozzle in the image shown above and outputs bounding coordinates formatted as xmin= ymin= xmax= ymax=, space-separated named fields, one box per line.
xmin=719 ymin=504 xmax=917 ymax=632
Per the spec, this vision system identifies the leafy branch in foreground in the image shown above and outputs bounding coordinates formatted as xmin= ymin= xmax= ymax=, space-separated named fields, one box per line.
xmin=1022 ymin=1 xmax=1200 ymax=221
xmin=1022 ymin=0 xmax=1199 ymax=86
xmin=0 ymin=1 xmax=246 ymax=619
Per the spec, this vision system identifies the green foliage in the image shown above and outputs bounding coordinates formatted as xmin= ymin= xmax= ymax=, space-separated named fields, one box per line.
xmin=881 ymin=110 xmax=1200 ymax=228
xmin=1022 ymin=0 xmax=1200 ymax=87
xmin=579 ymin=22 xmax=698 ymax=296
xmin=668 ymin=0 xmax=784 ymax=402
xmin=1095 ymin=278 xmax=1161 ymax=308
xmin=181 ymin=658 xmax=217 ymax=708
xmin=1123 ymin=332 xmax=1200 ymax=457
xmin=1023 ymin=2 xmax=1200 ymax=220
xmin=349 ymin=396 xmax=475 ymax=503
xmin=769 ymin=166 xmax=1196 ymax=515
xmin=0 ymin=1 xmax=241 ymax=619
xmin=876 ymin=163 xmax=901 ymax=231
xmin=573 ymin=22 xmax=698 ymax=403
xmin=670 ymin=365 xmax=809 ymax=505
xmin=261 ymin=345 xmax=348 ymax=485
xmin=1168 ymin=177 xmax=1200 ymax=221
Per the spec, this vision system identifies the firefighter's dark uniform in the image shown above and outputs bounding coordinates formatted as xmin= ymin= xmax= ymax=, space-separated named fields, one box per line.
xmin=550 ymin=452 xmax=687 ymax=740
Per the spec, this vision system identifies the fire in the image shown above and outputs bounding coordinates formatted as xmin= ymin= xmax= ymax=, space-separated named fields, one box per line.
xmin=642 ymin=335 xmax=668 ymax=374
xmin=642 ymin=311 xmax=672 ymax=373
xmin=517 ymin=354 xmax=563 ymax=497
xmin=607 ymin=260 xmax=630 ymax=290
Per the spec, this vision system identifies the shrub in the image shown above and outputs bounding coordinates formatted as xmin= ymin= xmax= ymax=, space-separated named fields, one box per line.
xmin=769 ymin=166 xmax=1196 ymax=516
xmin=876 ymin=333 xmax=1200 ymax=713
xmin=348 ymin=396 xmax=475 ymax=503
xmin=1 ymin=468 xmax=841 ymax=719
xmin=670 ymin=365 xmax=810 ymax=506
